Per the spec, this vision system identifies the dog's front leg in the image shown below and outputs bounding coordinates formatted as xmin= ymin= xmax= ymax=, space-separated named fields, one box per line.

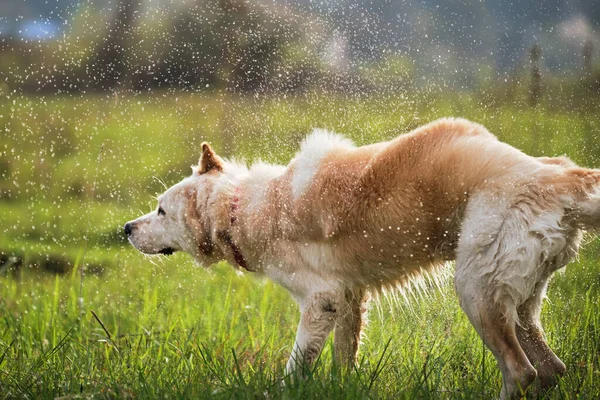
xmin=285 ymin=292 xmax=338 ymax=375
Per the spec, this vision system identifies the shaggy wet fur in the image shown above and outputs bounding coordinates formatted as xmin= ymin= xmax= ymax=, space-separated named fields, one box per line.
xmin=125 ymin=118 xmax=600 ymax=399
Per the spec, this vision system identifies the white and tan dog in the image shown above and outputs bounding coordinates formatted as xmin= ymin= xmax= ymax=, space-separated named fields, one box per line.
xmin=125 ymin=118 xmax=600 ymax=399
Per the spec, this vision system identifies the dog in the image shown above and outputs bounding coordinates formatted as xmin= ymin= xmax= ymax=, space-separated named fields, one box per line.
xmin=125 ymin=118 xmax=600 ymax=399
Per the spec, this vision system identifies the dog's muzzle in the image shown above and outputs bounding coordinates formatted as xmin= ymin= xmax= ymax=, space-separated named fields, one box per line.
xmin=123 ymin=221 xmax=176 ymax=255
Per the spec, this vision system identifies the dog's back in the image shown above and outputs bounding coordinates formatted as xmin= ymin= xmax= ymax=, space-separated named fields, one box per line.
xmin=283 ymin=118 xmax=600 ymax=290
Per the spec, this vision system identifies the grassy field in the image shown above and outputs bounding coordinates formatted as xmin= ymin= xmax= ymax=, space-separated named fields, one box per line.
xmin=1 ymin=91 xmax=599 ymax=399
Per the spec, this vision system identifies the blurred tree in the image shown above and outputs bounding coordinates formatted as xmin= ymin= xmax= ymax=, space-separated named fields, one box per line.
xmin=128 ymin=0 xmax=309 ymax=93
xmin=529 ymin=43 xmax=542 ymax=107
xmin=87 ymin=0 xmax=137 ymax=90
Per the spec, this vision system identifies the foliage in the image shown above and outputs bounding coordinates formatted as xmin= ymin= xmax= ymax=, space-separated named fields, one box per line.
xmin=0 ymin=0 xmax=333 ymax=94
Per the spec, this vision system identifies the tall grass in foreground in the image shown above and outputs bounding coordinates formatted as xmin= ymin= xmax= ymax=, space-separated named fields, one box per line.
xmin=1 ymin=249 xmax=598 ymax=399
xmin=0 ymin=92 xmax=599 ymax=398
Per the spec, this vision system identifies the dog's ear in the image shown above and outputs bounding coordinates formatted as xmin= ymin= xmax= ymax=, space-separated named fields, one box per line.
xmin=198 ymin=142 xmax=224 ymax=174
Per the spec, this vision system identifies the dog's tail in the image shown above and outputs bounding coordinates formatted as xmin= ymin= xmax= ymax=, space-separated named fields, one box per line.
xmin=569 ymin=168 xmax=600 ymax=230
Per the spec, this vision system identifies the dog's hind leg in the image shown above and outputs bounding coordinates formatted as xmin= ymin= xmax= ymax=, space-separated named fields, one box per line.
xmin=286 ymin=292 xmax=338 ymax=375
xmin=455 ymin=196 xmax=546 ymax=399
xmin=515 ymin=279 xmax=566 ymax=390
xmin=333 ymin=288 xmax=369 ymax=368
xmin=455 ymin=266 xmax=537 ymax=399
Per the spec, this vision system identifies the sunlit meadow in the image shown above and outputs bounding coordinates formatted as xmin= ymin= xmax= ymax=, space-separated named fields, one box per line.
xmin=0 ymin=91 xmax=599 ymax=399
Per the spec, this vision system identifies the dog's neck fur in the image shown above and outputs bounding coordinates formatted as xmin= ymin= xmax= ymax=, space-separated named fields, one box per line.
xmin=206 ymin=161 xmax=288 ymax=273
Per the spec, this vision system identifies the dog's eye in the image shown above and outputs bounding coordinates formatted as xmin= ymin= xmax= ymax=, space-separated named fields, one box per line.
xmin=157 ymin=207 xmax=166 ymax=216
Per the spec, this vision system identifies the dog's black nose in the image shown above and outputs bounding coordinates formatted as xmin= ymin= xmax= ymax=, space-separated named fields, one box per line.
xmin=124 ymin=223 xmax=133 ymax=236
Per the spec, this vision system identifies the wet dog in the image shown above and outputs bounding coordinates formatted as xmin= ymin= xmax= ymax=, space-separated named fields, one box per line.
xmin=125 ymin=118 xmax=600 ymax=399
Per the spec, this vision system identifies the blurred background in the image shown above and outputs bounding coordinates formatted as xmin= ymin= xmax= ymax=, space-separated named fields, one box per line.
xmin=1 ymin=0 xmax=599 ymax=94
xmin=1 ymin=2 xmax=600 ymax=398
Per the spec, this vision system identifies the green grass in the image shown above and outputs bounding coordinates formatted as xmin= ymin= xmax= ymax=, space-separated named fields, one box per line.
xmin=1 ymin=91 xmax=599 ymax=398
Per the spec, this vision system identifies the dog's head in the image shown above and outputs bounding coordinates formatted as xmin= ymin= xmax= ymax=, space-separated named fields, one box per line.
xmin=124 ymin=143 xmax=225 ymax=264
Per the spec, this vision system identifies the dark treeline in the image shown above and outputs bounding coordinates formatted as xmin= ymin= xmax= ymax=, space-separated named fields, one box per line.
xmin=1 ymin=0 xmax=600 ymax=96
xmin=1 ymin=0 xmax=365 ymax=94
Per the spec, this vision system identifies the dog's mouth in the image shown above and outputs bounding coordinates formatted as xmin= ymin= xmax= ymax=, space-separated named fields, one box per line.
xmin=158 ymin=248 xmax=176 ymax=255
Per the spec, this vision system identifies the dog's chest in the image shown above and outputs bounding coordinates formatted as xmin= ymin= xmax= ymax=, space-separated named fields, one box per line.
xmin=257 ymin=243 xmax=342 ymax=302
